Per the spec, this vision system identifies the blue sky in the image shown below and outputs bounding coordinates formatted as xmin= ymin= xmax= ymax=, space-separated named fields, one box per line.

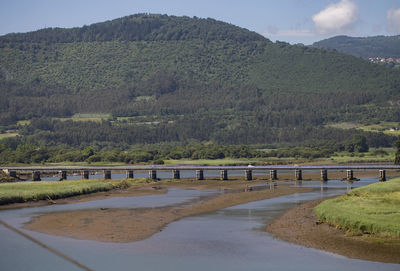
xmin=1 ymin=0 xmax=400 ymax=44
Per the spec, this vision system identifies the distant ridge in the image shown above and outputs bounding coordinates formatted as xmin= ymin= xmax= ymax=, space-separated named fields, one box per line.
xmin=312 ymin=35 xmax=400 ymax=59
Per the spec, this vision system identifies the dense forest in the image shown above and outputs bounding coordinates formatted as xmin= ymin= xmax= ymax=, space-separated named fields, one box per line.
xmin=1 ymin=14 xmax=400 ymax=164
xmin=312 ymin=35 xmax=400 ymax=59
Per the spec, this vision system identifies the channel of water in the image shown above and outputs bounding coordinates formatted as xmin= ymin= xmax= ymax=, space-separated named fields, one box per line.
xmin=0 ymin=178 xmax=399 ymax=270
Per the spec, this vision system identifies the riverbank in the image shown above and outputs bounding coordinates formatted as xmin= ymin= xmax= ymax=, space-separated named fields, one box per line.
xmin=315 ymin=178 xmax=400 ymax=238
xmin=0 ymin=179 xmax=134 ymax=205
xmin=23 ymin=184 xmax=312 ymax=243
xmin=1 ymin=168 xmax=399 ymax=208
xmin=265 ymin=198 xmax=400 ymax=264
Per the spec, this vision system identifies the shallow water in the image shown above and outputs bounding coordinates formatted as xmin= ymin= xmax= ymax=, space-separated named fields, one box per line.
xmin=0 ymin=178 xmax=399 ymax=271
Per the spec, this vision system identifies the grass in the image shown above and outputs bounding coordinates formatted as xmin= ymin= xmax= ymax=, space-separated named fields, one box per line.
xmin=0 ymin=179 xmax=138 ymax=205
xmin=327 ymin=121 xmax=400 ymax=136
xmin=16 ymin=120 xmax=31 ymax=126
xmin=314 ymin=178 xmax=400 ymax=238
xmin=15 ymin=114 xmax=111 ymax=126
xmin=53 ymin=113 xmax=111 ymax=122
xmin=165 ymin=149 xmax=395 ymax=166
xmin=0 ymin=133 xmax=19 ymax=139
xmin=164 ymin=157 xmax=304 ymax=166
xmin=164 ymin=158 xmax=258 ymax=166
xmin=306 ymin=148 xmax=395 ymax=164
xmin=323 ymin=149 xmax=394 ymax=164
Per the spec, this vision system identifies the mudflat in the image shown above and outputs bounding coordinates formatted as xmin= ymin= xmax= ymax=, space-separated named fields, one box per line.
xmin=24 ymin=184 xmax=312 ymax=242
xmin=265 ymin=198 xmax=400 ymax=264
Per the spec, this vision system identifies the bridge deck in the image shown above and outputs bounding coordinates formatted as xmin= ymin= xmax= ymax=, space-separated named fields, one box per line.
xmin=1 ymin=165 xmax=400 ymax=171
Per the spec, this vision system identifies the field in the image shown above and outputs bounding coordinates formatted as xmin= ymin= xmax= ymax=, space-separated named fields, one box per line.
xmin=0 ymin=179 xmax=134 ymax=205
xmin=327 ymin=121 xmax=400 ymax=136
xmin=323 ymin=148 xmax=395 ymax=163
xmin=53 ymin=113 xmax=111 ymax=122
xmin=0 ymin=132 xmax=19 ymax=139
xmin=314 ymin=178 xmax=400 ymax=238
xmin=165 ymin=148 xmax=395 ymax=166
xmin=16 ymin=120 xmax=31 ymax=126
xmin=164 ymin=158 xmax=265 ymax=166
xmin=16 ymin=114 xmax=111 ymax=126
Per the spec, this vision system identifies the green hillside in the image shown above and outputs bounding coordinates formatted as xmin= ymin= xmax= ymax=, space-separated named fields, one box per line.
xmin=0 ymin=14 xmax=400 ymax=154
xmin=312 ymin=35 xmax=400 ymax=59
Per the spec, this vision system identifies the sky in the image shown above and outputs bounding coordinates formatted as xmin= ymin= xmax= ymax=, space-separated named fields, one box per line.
xmin=1 ymin=0 xmax=400 ymax=44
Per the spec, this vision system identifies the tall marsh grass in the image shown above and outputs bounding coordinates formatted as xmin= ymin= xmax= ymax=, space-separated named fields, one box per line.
xmin=314 ymin=178 xmax=400 ymax=238
xmin=0 ymin=179 xmax=130 ymax=205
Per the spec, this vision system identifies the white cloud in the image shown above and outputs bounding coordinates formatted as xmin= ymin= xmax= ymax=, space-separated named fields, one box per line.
xmin=312 ymin=0 xmax=359 ymax=34
xmin=387 ymin=8 xmax=400 ymax=33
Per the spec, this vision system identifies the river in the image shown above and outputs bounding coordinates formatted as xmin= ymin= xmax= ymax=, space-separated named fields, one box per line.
xmin=0 ymin=178 xmax=399 ymax=271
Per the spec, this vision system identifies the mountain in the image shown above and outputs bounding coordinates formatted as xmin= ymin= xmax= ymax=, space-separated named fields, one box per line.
xmin=1 ymin=14 xmax=400 ymax=148
xmin=312 ymin=35 xmax=400 ymax=59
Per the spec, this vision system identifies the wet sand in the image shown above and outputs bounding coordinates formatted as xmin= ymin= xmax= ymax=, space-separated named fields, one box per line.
xmin=24 ymin=185 xmax=312 ymax=243
xmin=265 ymin=198 xmax=400 ymax=264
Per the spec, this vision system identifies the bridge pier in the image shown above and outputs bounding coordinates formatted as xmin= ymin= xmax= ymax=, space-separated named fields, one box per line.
xmin=149 ymin=170 xmax=157 ymax=180
xmin=82 ymin=170 xmax=89 ymax=179
xmin=59 ymin=170 xmax=67 ymax=180
xmin=220 ymin=169 xmax=228 ymax=180
xmin=126 ymin=170 xmax=134 ymax=179
xmin=32 ymin=171 xmax=41 ymax=181
xmin=245 ymin=169 xmax=252 ymax=181
xmin=104 ymin=170 xmax=112 ymax=180
xmin=172 ymin=169 xmax=180 ymax=179
xmin=346 ymin=170 xmax=354 ymax=181
xmin=321 ymin=169 xmax=328 ymax=182
xmin=8 ymin=170 xmax=17 ymax=178
xmin=270 ymin=170 xmax=277 ymax=180
xmin=379 ymin=170 xmax=386 ymax=182
xmin=295 ymin=169 xmax=302 ymax=181
xmin=196 ymin=170 xmax=204 ymax=180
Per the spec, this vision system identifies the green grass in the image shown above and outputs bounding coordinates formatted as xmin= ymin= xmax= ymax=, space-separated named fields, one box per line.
xmin=164 ymin=158 xmax=253 ymax=166
xmin=314 ymin=178 xmax=400 ymax=238
xmin=0 ymin=179 xmax=136 ymax=205
xmin=163 ymin=158 xmax=285 ymax=166
xmin=327 ymin=121 xmax=400 ymax=136
xmin=53 ymin=113 xmax=111 ymax=122
xmin=15 ymin=114 xmax=111 ymax=126
xmin=16 ymin=120 xmax=31 ymax=126
xmin=313 ymin=148 xmax=395 ymax=164
xmin=0 ymin=133 xmax=19 ymax=139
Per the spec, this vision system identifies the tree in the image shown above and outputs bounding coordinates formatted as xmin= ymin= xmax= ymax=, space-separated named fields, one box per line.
xmin=82 ymin=146 xmax=95 ymax=159
xmin=353 ymin=135 xmax=369 ymax=153
xmin=395 ymin=141 xmax=400 ymax=165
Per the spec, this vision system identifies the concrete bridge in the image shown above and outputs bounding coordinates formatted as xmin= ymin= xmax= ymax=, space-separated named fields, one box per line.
xmin=2 ymin=165 xmax=399 ymax=182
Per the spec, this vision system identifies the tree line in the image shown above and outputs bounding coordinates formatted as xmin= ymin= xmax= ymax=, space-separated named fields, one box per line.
xmin=0 ymin=134 xmax=377 ymax=165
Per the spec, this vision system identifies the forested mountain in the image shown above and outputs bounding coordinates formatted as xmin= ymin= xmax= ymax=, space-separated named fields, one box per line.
xmin=312 ymin=35 xmax=400 ymax=59
xmin=1 ymin=14 xmax=400 ymax=152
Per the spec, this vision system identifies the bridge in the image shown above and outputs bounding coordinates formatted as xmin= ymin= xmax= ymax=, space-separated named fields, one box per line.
xmin=2 ymin=165 xmax=399 ymax=182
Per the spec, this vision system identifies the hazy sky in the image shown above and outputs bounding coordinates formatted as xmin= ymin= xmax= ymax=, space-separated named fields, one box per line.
xmin=1 ymin=0 xmax=400 ymax=44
